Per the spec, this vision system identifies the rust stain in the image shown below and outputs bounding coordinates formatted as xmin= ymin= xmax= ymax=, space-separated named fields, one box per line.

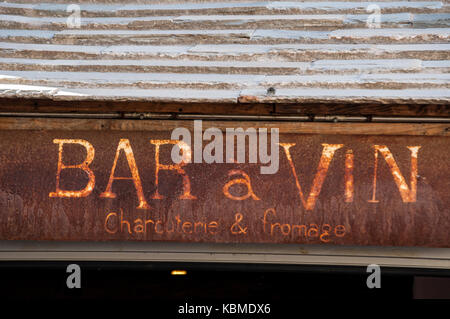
xmin=0 ymin=129 xmax=448 ymax=247
xmin=238 ymin=95 xmax=260 ymax=103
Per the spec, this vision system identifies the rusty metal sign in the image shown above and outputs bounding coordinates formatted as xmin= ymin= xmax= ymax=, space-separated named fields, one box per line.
xmin=0 ymin=121 xmax=448 ymax=247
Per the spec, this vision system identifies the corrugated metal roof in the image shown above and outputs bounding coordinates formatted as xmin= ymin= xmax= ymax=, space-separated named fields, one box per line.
xmin=0 ymin=0 xmax=449 ymax=104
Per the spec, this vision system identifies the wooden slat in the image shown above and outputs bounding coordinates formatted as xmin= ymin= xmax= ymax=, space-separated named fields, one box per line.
xmin=0 ymin=1 xmax=446 ymax=16
xmin=0 ymin=98 xmax=449 ymax=117
xmin=0 ymin=117 xmax=447 ymax=136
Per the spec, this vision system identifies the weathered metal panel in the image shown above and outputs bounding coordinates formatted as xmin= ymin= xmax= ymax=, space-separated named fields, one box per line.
xmin=0 ymin=120 xmax=448 ymax=247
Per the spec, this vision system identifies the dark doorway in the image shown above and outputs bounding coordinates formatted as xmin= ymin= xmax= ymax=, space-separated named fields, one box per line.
xmin=0 ymin=262 xmax=448 ymax=309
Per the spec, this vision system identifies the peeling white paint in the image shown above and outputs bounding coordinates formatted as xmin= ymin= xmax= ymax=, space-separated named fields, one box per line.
xmin=0 ymin=0 xmax=448 ymax=104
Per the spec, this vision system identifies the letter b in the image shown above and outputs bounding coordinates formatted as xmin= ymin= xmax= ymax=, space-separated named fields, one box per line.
xmin=49 ymin=139 xmax=95 ymax=198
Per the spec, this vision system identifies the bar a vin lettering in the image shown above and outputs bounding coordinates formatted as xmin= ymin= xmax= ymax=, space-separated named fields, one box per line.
xmin=49 ymin=138 xmax=421 ymax=211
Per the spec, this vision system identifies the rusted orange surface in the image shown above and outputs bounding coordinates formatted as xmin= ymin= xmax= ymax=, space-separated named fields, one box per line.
xmin=0 ymin=129 xmax=448 ymax=247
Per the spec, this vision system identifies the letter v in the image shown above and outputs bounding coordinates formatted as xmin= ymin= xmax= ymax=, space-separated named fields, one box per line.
xmin=280 ymin=143 xmax=343 ymax=211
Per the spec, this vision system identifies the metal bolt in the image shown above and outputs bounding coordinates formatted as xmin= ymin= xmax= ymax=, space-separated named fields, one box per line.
xmin=266 ymin=87 xmax=276 ymax=96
